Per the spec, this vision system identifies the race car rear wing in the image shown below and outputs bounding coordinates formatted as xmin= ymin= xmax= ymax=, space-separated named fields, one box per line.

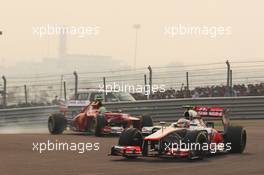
xmin=193 ymin=106 xmax=230 ymax=128
xmin=193 ymin=106 xmax=226 ymax=118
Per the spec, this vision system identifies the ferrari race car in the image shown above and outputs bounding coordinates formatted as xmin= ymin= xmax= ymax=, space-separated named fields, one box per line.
xmin=48 ymin=100 xmax=153 ymax=137
xmin=110 ymin=106 xmax=247 ymax=159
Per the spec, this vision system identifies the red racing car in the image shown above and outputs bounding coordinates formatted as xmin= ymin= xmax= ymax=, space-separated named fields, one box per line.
xmin=48 ymin=100 xmax=153 ymax=137
xmin=110 ymin=106 xmax=247 ymax=159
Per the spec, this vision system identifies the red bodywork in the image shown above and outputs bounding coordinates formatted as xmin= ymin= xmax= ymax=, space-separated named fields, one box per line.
xmin=61 ymin=101 xmax=139 ymax=133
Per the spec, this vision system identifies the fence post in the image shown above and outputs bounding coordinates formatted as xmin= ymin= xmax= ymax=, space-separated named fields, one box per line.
xmin=24 ymin=85 xmax=28 ymax=104
xmin=73 ymin=71 xmax=78 ymax=100
xmin=230 ymin=69 xmax=233 ymax=96
xmin=186 ymin=72 xmax=190 ymax=97
xmin=63 ymin=81 xmax=67 ymax=101
xmin=60 ymin=75 xmax=63 ymax=99
xmin=144 ymin=74 xmax=147 ymax=94
xmin=226 ymin=60 xmax=231 ymax=96
xmin=148 ymin=66 xmax=152 ymax=99
xmin=103 ymin=77 xmax=106 ymax=102
xmin=2 ymin=76 xmax=7 ymax=107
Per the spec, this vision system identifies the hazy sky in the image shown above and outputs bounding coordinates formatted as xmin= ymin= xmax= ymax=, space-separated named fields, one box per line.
xmin=0 ymin=0 xmax=263 ymax=67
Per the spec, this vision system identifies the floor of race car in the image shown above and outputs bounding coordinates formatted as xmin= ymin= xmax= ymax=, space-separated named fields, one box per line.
xmin=0 ymin=121 xmax=264 ymax=175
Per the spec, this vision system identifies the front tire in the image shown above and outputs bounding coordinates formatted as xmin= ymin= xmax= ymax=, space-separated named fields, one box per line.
xmin=48 ymin=113 xmax=67 ymax=134
xmin=119 ymin=128 xmax=143 ymax=146
xmin=184 ymin=130 xmax=208 ymax=160
xmin=95 ymin=114 xmax=107 ymax=137
xmin=118 ymin=128 xmax=143 ymax=159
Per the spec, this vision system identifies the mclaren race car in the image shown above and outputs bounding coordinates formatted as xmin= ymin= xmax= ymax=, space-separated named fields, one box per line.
xmin=110 ymin=106 xmax=247 ymax=159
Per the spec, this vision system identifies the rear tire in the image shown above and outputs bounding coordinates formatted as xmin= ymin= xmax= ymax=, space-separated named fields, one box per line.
xmin=48 ymin=113 xmax=67 ymax=134
xmin=224 ymin=126 xmax=247 ymax=153
xmin=141 ymin=114 xmax=153 ymax=127
xmin=132 ymin=120 xmax=141 ymax=129
xmin=95 ymin=114 xmax=107 ymax=137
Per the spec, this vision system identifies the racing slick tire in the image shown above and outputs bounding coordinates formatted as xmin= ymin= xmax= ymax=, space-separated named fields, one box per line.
xmin=95 ymin=114 xmax=107 ymax=137
xmin=141 ymin=114 xmax=153 ymax=127
xmin=119 ymin=128 xmax=143 ymax=146
xmin=183 ymin=130 xmax=208 ymax=160
xmin=118 ymin=128 xmax=143 ymax=159
xmin=86 ymin=117 xmax=96 ymax=133
xmin=224 ymin=126 xmax=247 ymax=153
xmin=48 ymin=113 xmax=67 ymax=134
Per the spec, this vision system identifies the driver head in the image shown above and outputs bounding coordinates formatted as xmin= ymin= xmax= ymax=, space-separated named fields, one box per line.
xmin=184 ymin=109 xmax=198 ymax=120
xmin=189 ymin=110 xmax=198 ymax=118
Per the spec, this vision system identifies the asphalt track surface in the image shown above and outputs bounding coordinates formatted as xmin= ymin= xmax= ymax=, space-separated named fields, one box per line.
xmin=0 ymin=123 xmax=264 ymax=175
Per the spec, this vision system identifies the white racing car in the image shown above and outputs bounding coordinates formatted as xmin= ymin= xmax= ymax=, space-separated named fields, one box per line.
xmin=110 ymin=106 xmax=247 ymax=160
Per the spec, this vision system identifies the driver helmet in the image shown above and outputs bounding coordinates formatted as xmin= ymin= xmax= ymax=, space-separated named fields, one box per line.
xmin=94 ymin=94 xmax=103 ymax=102
xmin=177 ymin=118 xmax=190 ymax=128
xmin=189 ymin=110 xmax=199 ymax=118
xmin=184 ymin=109 xmax=199 ymax=120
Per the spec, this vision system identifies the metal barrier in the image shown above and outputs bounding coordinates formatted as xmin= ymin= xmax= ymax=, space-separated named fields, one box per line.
xmin=0 ymin=96 xmax=264 ymax=128
xmin=105 ymin=96 xmax=264 ymax=121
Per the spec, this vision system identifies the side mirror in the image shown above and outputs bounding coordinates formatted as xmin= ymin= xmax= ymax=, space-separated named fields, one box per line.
xmin=160 ymin=121 xmax=166 ymax=133
xmin=160 ymin=121 xmax=166 ymax=126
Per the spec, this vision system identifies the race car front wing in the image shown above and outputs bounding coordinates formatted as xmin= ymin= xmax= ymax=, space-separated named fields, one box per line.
xmin=110 ymin=146 xmax=142 ymax=157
